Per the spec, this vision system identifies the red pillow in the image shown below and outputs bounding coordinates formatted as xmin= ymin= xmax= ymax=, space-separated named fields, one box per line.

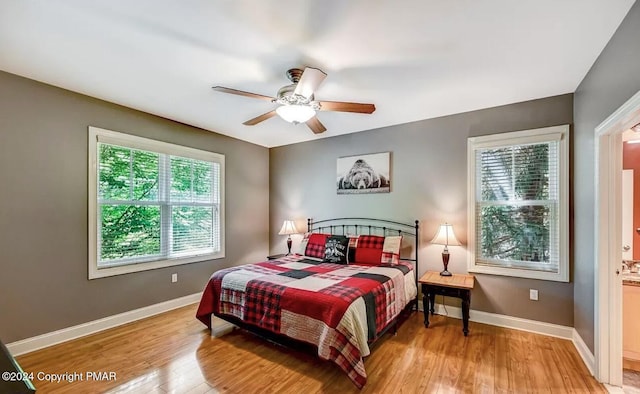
xmin=354 ymin=235 xmax=385 ymax=265
xmin=305 ymin=233 xmax=329 ymax=259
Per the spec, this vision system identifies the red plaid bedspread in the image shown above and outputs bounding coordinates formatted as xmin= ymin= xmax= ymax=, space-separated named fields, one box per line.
xmin=196 ymin=254 xmax=416 ymax=388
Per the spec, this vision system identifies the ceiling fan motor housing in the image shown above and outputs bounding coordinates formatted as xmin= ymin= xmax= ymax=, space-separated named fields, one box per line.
xmin=285 ymin=68 xmax=304 ymax=83
xmin=275 ymin=83 xmax=320 ymax=110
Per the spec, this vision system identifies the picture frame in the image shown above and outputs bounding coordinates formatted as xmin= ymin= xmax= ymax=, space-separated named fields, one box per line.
xmin=336 ymin=152 xmax=390 ymax=194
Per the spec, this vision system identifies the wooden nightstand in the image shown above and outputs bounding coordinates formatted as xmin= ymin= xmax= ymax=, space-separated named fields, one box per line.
xmin=418 ymin=271 xmax=475 ymax=336
xmin=267 ymin=253 xmax=286 ymax=260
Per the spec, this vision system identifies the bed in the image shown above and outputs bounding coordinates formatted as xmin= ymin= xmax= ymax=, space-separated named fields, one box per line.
xmin=196 ymin=218 xmax=419 ymax=388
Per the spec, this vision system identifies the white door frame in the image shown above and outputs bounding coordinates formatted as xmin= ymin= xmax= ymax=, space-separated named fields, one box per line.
xmin=595 ymin=90 xmax=640 ymax=386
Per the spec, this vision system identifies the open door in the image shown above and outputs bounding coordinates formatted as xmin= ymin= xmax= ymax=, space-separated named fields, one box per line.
xmin=623 ymin=169 xmax=634 ymax=261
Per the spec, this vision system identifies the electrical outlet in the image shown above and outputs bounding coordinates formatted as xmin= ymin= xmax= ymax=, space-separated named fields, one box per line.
xmin=171 ymin=273 xmax=178 ymax=283
xmin=529 ymin=289 xmax=538 ymax=301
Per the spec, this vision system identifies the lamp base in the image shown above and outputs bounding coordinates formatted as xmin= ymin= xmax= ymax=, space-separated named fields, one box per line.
xmin=440 ymin=250 xmax=452 ymax=276
xmin=286 ymin=236 xmax=292 ymax=256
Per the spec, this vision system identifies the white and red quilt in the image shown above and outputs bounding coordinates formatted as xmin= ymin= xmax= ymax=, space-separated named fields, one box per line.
xmin=196 ymin=254 xmax=417 ymax=388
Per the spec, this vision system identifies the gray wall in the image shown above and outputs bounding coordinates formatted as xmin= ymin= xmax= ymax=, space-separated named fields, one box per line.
xmin=0 ymin=71 xmax=270 ymax=343
xmin=270 ymin=94 xmax=574 ymax=326
xmin=573 ymin=2 xmax=640 ymax=353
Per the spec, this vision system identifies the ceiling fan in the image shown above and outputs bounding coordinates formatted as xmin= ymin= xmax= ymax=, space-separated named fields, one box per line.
xmin=212 ymin=67 xmax=376 ymax=134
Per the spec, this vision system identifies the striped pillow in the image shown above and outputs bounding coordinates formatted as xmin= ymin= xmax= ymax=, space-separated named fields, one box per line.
xmin=297 ymin=233 xmax=311 ymax=255
xmin=381 ymin=236 xmax=402 ymax=265
xmin=346 ymin=234 xmax=360 ymax=263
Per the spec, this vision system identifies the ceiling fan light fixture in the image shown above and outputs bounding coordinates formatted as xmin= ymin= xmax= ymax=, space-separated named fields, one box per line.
xmin=213 ymin=66 xmax=374 ymax=133
xmin=276 ymin=105 xmax=315 ymax=124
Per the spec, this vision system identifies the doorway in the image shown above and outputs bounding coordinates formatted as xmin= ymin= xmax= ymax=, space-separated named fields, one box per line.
xmin=595 ymin=90 xmax=640 ymax=388
xmin=622 ymin=139 xmax=640 ymax=391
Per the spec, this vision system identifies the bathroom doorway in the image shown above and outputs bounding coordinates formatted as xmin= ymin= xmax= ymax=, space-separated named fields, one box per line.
xmin=595 ymin=89 xmax=640 ymax=388
xmin=622 ymin=137 xmax=640 ymax=391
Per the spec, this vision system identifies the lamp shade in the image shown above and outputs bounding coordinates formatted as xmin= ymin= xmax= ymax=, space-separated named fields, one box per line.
xmin=278 ymin=220 xmax=299 ymax=236
xmin=276 ymin=105 xmax=316 ymax=123
xmin=430 ymin=223 xmax=461 ymax=246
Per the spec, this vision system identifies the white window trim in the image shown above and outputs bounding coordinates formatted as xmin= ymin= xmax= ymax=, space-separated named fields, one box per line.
xmin=88 ymin=126 xmax=225 ymax=279
xmin=467 ymin=124 xmax=569 ymax=282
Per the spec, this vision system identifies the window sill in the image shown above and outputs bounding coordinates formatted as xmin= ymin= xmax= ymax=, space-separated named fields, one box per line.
xmin=468 ymin=263 xmax=569 ymax=282
xmin=88 ymin=252 xmax=224 ymax=279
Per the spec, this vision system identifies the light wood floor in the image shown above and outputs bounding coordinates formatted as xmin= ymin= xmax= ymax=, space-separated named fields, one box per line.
xmin=17 ymin=304 xmax=604 ymax=393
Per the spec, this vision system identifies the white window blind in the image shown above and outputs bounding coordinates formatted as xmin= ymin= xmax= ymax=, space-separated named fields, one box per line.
xmin=88 ymin=127 xmax=225 ymax=278
xmin=467 ymin=125 xmax=568 ymax=282
xmin=476 ymin=141 xmax=558 ymax=271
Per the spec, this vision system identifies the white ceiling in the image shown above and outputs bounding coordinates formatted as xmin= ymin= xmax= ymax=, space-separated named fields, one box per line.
xmin=0 ymin=1 xmax=635 ymax=147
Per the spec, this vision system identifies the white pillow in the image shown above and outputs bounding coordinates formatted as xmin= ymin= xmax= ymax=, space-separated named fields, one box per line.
xmin=297 ymin=233 xmax=310 ymax=255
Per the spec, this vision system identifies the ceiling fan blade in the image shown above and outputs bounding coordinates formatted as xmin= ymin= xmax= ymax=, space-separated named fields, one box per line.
xmin=294 ymin=67 xmax=327 ymax=99
xmin=212 ymin=86 xmax=274 ymax=102
xmin=243 ymin=110 xmax=277 ymax=126
xmin=305 ymin=116 xmax=327 ymax=134
xmin=319 ymin=101 xmax=376 ymax=114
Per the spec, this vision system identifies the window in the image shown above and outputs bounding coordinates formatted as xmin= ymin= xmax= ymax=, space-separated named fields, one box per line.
xmin=467 ymin=125 xmax=569 ymax=282
xmin=88 ymin=126 xmax=225 ymax=279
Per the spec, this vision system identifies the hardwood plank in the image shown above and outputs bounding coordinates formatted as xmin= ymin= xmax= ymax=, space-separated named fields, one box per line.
xmin=411 ymin=315 xmax=443 ymax=392
xmin=471 ymin=322 xmax=496 ymax=393
xmin=521 ymin=328 xmax=552 ymax=393
xmin=535 ymin=334 xmax=570 ymax=392
xmin=440 ymin=322 xmax=466 ymax=390
xmin=494 ymin=328 xmax=512 ymax=393
xmin=508 ymin=330 xmax=531 ymax=393
xmin=15 ymin=304 xmax=605 ymax=393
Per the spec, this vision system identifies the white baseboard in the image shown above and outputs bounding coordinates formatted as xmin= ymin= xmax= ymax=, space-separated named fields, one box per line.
xmin=604 ymin=384 xmax=625 ymax=393
xmin=6 ymin=292 xmax=202 ymax=356
xmin=420 ymin=299 xmax=594 ymax=374
xmin=420 ymin=299 xmax=573 ymax=339
xmin=572 ymin=329 xmax=596 ymax=375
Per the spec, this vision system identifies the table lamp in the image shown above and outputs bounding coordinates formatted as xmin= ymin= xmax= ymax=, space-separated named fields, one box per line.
xmin=278 ymin=220 xmax=299 ymax=255
xmin=431 ymin=223 xmax=461 ymax=276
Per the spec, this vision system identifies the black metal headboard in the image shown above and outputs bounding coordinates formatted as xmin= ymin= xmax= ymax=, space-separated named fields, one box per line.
xmin=307 ymin=217 xmax=419 ymax=293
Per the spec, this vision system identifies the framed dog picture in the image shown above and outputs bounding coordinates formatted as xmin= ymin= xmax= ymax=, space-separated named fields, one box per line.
xmin=337 ymin=152 xmax=390 ymax=194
